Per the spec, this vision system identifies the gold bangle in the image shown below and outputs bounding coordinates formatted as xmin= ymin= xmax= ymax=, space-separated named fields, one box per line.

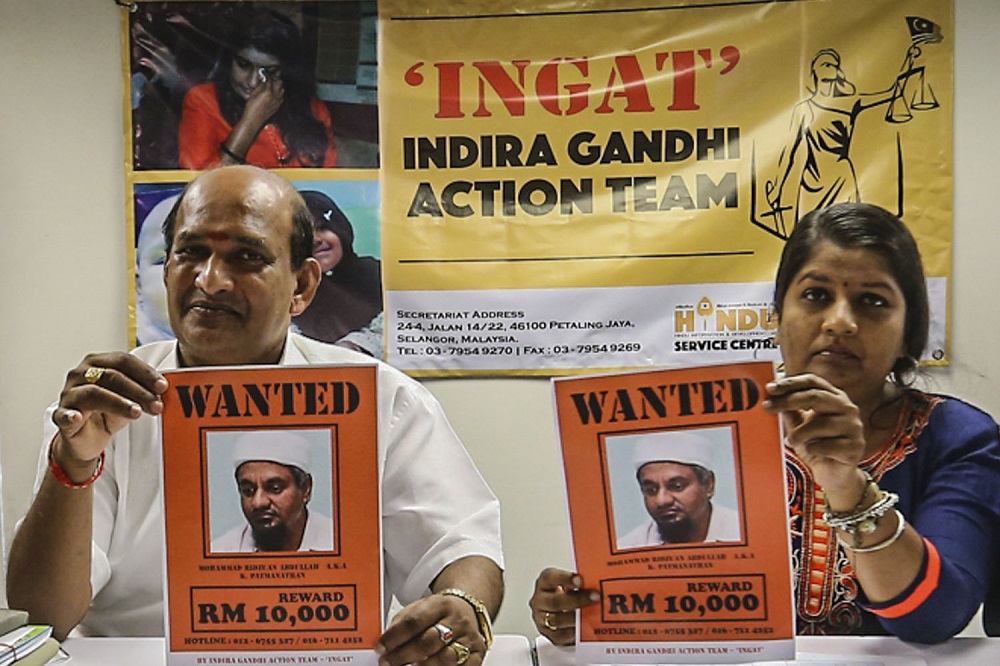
xmin=440 ymin=588 xmax=493 ymax=648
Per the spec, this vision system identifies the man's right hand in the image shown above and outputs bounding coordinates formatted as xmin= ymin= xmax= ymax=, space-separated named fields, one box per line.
xmin=51 ymin=353 xmax=167 ymax=482
xmin=529 ymin=568 xmax=600 ymax=646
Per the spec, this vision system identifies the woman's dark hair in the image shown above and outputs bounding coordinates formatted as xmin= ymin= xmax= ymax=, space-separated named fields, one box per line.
xmin=772 ymin=202 xmax=929 ymax=386
xmin=213 ymin=8 xmax=328 ymax=166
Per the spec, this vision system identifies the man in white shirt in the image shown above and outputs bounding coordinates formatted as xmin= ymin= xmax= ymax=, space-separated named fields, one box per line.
xmin=7 ymin=166 xmax=502 ymax=666
xmin=617 ymin=430 xmax=741 ymax=549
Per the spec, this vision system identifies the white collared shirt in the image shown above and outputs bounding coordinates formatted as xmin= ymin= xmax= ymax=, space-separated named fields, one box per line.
xmin=617 ymin=503 xmax=742 ymax=549
xmin=31 ymin=332 xmax=503 ymax=636
xmin=211 ymin=509 xmax=335 ymax=553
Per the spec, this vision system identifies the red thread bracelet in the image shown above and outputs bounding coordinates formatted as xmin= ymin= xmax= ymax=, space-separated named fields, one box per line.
xmin=48 ymin=437 xmax=105 ymax=489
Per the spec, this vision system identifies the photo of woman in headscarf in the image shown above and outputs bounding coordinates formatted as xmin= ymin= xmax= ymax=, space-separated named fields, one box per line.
xmin=292 ymin=190 xmax=383 ymax=354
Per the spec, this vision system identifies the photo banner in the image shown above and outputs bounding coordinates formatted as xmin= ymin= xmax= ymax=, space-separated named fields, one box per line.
xmin=379 ymin=0 xmax=954 ymax=376
xmin=122 ymin=1 xmax=385 ymax=357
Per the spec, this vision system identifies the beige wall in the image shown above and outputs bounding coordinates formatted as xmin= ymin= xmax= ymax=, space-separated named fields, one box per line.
xmin=1 ymin=0 xmax=998 ymax=637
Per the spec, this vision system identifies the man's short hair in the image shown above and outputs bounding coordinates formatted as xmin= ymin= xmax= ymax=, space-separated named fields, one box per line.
xmin=161 ymin=169 xmax=315 ymax=269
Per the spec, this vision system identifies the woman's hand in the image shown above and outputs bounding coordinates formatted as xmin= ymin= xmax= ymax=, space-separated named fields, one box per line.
xmin=762 ymin=373 xmax=869 ymax=505
xmin=242 ymin=73 xmax=284 ymax=129
xmin=222 ymin=73 xmax=285 ymax=164
xmin=529 ymin=568 xmax=599 ymax=646
xmin=764 ymin=373 xmax=929 ymax=606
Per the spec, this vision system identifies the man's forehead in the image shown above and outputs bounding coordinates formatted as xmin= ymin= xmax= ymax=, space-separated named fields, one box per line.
xmin=183 ymin=180 xmax=287 ymax=217
xmin=175 ymin=199 xmax=292 ymax=250
xmin=174 ymin=225 xmax=269 ymax=248
xmin=182 ymin=167 xmax=296 ymax=219
xmin=640 ymin=461 xmax=697 ymax=479
xmin=238 ymin=460 xmax=294 ymax=479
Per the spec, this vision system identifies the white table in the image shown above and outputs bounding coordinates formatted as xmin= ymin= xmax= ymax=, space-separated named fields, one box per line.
xmin=800 ymin=636 xmax=1000 ymax=663
xmin=536 ymin=635 xmax=1000 ymax=665
xmin=57 ymin=634 xmax=533 ymax=665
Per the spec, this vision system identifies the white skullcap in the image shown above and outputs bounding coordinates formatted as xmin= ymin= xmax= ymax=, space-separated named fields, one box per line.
xmin=633 ymin=430 xmax=714 ymax=473
xmin=232 ymin=430 xmax=313 ymax=476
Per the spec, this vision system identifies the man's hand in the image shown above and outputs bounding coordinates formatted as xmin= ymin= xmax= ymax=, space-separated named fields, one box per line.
xmin=529 ymin=568 xmax=599 ymax=646
xmin=52 ymin=352 xmax=167 ymax=481
xmin=7 ymin=351 xmax=167 ymax=638
xmin=375 ymin=593 xmax=486 ymax=666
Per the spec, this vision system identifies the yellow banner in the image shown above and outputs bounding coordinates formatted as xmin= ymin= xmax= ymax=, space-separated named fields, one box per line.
xmin=380 ymin=0 xmax=953 ymax=374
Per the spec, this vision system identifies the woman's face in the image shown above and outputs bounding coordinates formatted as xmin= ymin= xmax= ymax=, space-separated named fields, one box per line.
xmin=229 ymin=47 xmax=282 ymax=100
xmin=776 ymin=240 xmax=907 ymax=407
xmin=313 ymin=228 xmax=343 ymax=272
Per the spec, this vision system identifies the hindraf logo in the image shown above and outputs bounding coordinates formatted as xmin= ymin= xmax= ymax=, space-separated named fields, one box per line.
xmin=674 ymin=297 xmax=777 ymax=334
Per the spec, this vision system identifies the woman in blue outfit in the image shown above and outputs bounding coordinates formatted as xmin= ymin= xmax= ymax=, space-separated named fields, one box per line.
xmin=530 ymin=202 xmax=1000 ymax=644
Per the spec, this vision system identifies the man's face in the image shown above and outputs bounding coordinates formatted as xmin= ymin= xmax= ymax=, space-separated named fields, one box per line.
xmin=163 ymin=167 xmax=317 ymax=367
xmin=237 ymin=461 xmax=311 ymax=551
xmin=638 ymin=462 xmax=714 ymax=543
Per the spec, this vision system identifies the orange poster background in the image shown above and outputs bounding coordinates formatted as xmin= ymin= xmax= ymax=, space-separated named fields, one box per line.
xmin=554 ymin=362 xmax=793 ymax=653
xmin=160 ymin=364 xmax=381 ymax=658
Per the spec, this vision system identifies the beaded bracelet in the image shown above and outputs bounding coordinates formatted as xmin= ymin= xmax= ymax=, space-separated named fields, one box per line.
xmin=823 ymin=469 xmax=876 ymax=516
xmin=48 ymin=437 xmax=106 ymax=489
xmin=841 ymin=509 xmax=907 ymax=554
xmin=824 ymin=488 xmax=899 ymax=548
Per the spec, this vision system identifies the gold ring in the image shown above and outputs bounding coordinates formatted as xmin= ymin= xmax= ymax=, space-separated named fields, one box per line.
xmin=448 ymin=641 xmax=471 ymax=665
xmin=433 ymin=623 xmax=454 ymax=645
xmin=84 ymin=367 xmax=106 ymax=384
xmin=543 ymin=611 xmax=559 ymax=631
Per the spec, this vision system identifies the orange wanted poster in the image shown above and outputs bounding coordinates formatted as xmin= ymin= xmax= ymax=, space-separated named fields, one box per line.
xmin=160 ymin=364 xmax=382 ymax=666
xmin=553 ymin=362 xmax=793 ymax=664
